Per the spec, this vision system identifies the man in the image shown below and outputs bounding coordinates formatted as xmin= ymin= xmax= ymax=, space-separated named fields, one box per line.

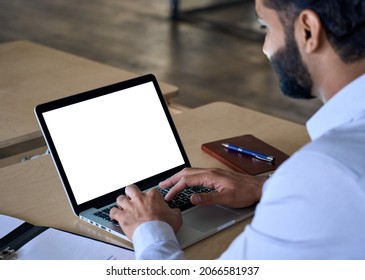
xmin=110 ymin=0 xmax=365 ymax=259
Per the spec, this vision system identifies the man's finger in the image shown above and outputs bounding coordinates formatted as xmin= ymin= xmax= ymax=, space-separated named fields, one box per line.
xmin=172 ymin=208 xmax=182 ymax=215
xmin=190 ymin=192 xmax=229 ymax=206
xmin=109 ymin=206 xmax=123 ymax=220
xmin=159 ymin=168 xmax=205 ymax=189
xmin=116 ymin=194 xmax=128 ymax=209
xmin=163 ymin=176 xmax=196 ymax=201
xmin=164 ymin=172 xmax=214 ymax=201
xmin=125 ymin=184 xmax=141 ymax=198
xmin=149 ymin=187 xmax=164 ymax=199
xmin=159 ymin=169 xmax=187 ymax=189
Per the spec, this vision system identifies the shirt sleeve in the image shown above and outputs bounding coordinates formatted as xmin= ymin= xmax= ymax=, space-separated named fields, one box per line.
xmin=132 ymin=220 xmax=185 ymax=260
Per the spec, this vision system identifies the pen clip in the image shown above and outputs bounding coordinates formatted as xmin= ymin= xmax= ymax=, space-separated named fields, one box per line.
xmin=254 ymin=155 xmax=275 ymax=163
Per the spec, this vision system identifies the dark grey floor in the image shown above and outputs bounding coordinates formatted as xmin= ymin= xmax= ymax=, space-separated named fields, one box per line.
xmin=0 ymin=0 xmax=322 ymax=124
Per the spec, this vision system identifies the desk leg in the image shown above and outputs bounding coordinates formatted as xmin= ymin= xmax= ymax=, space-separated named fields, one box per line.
xmin=170 ymin=0 xmax=180 ymax=20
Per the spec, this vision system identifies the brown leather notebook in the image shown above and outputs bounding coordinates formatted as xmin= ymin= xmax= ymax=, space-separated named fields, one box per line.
xmin=201 ymin=134 xmax=289 ymax=175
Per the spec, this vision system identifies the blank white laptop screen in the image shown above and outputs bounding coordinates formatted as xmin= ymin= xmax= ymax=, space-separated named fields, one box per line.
xmin=42 ymin=81 xmax=185 ymax=204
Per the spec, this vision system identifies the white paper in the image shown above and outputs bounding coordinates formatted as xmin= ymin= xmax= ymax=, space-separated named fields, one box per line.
xmin=0 ymin=214 xmax=134 ymax=260
xmin=16 ymin=228 xmax=135 ymax=260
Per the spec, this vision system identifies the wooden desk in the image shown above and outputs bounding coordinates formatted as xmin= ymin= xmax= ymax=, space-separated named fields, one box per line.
xmin=0 ymin=40 xmax=178 ymax=155
xmin=0 ymin=102 xmax=309 ymax=259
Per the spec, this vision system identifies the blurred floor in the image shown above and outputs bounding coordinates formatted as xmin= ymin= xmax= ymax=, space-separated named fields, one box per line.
xmin=0 ymin=0 xmax=322 ymax=124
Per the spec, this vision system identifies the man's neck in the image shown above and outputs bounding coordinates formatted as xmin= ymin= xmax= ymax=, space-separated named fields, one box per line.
xmin=314 ymin=57 xmax=365 ymax=103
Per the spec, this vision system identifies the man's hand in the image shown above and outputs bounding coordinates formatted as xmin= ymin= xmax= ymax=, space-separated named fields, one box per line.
xmin=159 ymin=168 xmax=266 ymax=208
xmin=109 ymin=185 xmax=183 ymax=240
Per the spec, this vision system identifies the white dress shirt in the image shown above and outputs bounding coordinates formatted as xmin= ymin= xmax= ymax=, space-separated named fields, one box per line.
xmin=132 ymin=74 xmax=365 ymax=259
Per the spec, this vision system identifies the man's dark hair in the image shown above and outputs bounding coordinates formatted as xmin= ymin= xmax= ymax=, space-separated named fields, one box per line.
xmin=264 ymin=0 xmax=365 ymax=63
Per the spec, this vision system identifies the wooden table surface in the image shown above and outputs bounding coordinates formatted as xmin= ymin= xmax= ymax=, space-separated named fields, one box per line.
xmin=0 ymin=40 xmax=178 ymax=150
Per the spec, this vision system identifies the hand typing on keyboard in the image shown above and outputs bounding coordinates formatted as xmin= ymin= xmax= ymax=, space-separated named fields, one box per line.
xmin=109 ymin=168 xmax=267 ymax=240
xmin=158 ymin=168 xmax=267 ymax=208
xmin=157 ymin=186 xmax=214 ymax=211
xmin=109 ymin=185 xmax=183 ymax=240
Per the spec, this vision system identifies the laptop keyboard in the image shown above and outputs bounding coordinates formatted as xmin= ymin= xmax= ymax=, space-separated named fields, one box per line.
xmin=157 ymin=186 xmax=214 ymax=211
xmin=94 ymin=205 xmax=119 ymax=225
xmin=93 ymin=186 xmax=214 ymax=225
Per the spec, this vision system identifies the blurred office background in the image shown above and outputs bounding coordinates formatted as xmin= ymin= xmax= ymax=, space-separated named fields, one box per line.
xmin=0 ymin=0 xmax=322 ymax=124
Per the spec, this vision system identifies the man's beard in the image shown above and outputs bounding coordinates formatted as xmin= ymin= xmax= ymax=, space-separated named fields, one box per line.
xmin=270 ymin=31 xmax=314 ymax=99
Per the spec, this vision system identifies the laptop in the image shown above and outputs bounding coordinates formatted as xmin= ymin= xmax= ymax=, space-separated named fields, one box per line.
xmin=34 ymin=74 xmax=255 ymax=249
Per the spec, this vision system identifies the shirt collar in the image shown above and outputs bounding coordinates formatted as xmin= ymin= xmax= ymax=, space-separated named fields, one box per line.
xmin=306 ymin=73 xmax=365 ymax=140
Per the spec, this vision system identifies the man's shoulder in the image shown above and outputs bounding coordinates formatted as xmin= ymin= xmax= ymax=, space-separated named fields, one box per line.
xmin=303 ymin=119 xmax=365 ymax=177
xmin=269 ymin=120 xmax=365 ymax=191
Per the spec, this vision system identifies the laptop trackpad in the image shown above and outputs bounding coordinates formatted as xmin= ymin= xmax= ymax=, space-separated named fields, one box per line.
xmin=183 ymin=205 xmax=241 ymax=233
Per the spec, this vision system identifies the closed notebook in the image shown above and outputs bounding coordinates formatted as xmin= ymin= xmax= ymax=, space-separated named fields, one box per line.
xmin=201 ymin=134 xmax=289 ymax=175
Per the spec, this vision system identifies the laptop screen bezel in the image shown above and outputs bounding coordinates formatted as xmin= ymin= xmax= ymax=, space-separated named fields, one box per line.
xmin=35 ymin=74 xmax=191 ymax=215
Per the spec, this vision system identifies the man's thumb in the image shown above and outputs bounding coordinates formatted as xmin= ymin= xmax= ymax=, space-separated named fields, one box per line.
xmin=191 ymin=192 xmax=219 ymax=206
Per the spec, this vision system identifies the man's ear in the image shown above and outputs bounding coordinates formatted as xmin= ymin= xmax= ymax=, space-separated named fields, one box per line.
xmin=295 ymin=9 xmax=324 ymax=54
